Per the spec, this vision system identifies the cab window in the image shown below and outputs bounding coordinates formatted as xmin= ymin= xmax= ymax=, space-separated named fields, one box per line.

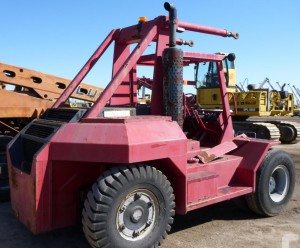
xmin=195 ymin=61 xmax=220 ymax=88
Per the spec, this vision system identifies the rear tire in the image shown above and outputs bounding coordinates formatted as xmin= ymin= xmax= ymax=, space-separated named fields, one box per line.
xmin=246 ymin=149 xmax=295 ymax=216
xmin=82 ymin=165 xmax=175 ymax=248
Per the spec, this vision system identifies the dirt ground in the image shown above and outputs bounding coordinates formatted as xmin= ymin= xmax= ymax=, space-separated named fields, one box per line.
xmin=0 ymin=143 xmax=299 ymax=248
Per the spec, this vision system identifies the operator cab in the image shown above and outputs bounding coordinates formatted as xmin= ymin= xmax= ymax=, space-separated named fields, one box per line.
xmin=195 ymin=53 xmax=236 ymax=90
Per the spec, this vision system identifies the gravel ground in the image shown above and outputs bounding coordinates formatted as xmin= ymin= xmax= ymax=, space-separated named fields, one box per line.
xmin=0 ymin=143 xmax=299 ymax=248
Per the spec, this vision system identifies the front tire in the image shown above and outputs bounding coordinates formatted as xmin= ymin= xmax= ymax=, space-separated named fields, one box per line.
xmin=82 ymin=165 xmax=175 ymax=248
xmin=246 ymin=149 xmax=295 ymax=216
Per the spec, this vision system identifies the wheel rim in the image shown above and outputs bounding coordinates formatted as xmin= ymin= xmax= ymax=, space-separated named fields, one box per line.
xmin=116 ymin=189 xmax=158 ymax=241
xmin=269 ymin=165 xmax=290 ymax=203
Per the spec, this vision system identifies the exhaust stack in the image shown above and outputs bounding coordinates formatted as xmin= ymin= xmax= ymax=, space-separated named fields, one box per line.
xmin=162 ymin=2 xmax=184 ymax=127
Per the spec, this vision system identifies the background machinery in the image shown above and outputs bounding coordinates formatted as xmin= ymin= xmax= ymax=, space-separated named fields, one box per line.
xmin=0 ymin=62 xmax=102 ymax=198
xmin=287 ymin=83 xmax=300 ymax=115
xmin=196 ymin=56 xmax=300 ymax=143
xmin=7 ymin=3 xmax=295 ymax=248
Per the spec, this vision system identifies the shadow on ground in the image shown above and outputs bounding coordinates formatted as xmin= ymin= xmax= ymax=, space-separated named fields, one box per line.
xmin=171 ymin=200 xmax=259 ymax=234
xmin=0 ymin=199 xmax=260 ymax=248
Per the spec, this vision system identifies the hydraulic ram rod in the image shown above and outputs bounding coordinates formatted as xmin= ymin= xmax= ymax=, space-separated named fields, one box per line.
xmin=177 ymin=20 xmax=239 ymax=39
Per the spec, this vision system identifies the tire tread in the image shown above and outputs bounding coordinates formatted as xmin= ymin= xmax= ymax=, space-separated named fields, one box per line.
xmin=82 ymin=164 xmax=175 ymax=248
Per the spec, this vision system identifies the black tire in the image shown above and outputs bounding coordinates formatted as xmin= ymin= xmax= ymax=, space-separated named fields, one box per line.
xmin=0 ymin=136 xmax=12 ymax=164
xmin=0 ymin=135 xmax=13 ymax=151
xmin=278 ymin=124 xmax=296 ymax=144
xmin=0 ymin=136 xmax=12 ymax=201
xmin=0 ymin=136 xmax=13 ymax=178
xmin=246 ymin=149 xmax=295 ymax=216
xmin=82 ymin=165 xmax=175 ymax=248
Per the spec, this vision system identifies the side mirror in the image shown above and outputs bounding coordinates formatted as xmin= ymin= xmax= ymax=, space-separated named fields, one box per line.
xmin=227 ymin=53 xmax=236 ymax=62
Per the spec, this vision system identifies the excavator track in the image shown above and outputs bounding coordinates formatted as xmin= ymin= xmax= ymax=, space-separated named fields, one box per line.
xmin=233 ymin=121 xmax=281 ymax=141
xmin=272 ymin=121 xmax=300 ymax=143
xmin=236 ymin=117 xmax=300 ymax=143
xmin=282 ymin=121 xmax=300 ymax=139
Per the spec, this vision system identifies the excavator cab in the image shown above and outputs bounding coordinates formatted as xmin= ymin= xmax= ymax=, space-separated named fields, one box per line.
xmin=196 ymin=61 xmax=220 ymax=88
xmin=195 ymin=53 xmax=236 ymax=89
xmin=195 ymin=54 xmax=299 ymax=143
xmin=196 ymin=53 xmax=236 ymax=109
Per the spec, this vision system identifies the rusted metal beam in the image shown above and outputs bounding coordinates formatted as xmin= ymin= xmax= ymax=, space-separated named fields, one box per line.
xmin=197 ymin=141 xmax=238 ymax=163
xmin=0 ymin=62 xmax=102 ymax=102
xmin=0 ymin=89 xmax=53 ymax=118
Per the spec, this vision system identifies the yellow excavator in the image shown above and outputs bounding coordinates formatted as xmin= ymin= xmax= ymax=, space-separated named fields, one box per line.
xmin=195 ymin=53 xmax=300 ymax=143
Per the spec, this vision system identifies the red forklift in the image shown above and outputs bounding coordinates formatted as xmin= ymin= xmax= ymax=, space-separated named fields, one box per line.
xmin=8 ymin=3 xmax=295 ymax=248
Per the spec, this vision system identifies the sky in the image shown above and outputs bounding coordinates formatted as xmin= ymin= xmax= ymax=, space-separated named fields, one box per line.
xmin=1 ymin=0 xmax=300 ymax=95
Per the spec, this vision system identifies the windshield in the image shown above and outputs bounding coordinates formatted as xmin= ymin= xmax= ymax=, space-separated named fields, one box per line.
xmin=195 ymin=58 xmax=235 ymax=89
xmin=195 ymin=61 xmax=220 ymax=88
xmin=223 ymin=59 xmax=234 ymax=69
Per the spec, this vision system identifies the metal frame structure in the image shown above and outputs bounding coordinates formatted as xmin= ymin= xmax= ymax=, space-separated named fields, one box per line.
xmin=0 ymin=62 xmax=102 ymax=122
xmin=8 ymin=3 xmax=279 ymax=239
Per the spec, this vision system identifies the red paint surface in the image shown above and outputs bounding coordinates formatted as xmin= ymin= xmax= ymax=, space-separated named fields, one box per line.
xmin=8 ymin=14 xmax=274 ymax=235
